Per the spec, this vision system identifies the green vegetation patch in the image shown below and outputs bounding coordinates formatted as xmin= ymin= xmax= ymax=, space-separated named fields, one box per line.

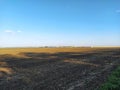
xmin=99 ymin=66 xmax=120 ymax=90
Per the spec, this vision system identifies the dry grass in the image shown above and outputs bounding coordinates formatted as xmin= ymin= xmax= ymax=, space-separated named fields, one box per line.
xmin=0 ymin=67 xmax=13 ymax=75
xmin=64 ymin=60 xmax=99 ymax=67
xmin=0 ymin=47 xmax=120 ymax=90
xmin=0 ymin=47 xmax=118 ymax=56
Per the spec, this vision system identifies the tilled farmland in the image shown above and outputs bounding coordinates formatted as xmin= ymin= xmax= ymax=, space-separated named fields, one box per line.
xmin=0 ymin=48 xmax=120 ymax=90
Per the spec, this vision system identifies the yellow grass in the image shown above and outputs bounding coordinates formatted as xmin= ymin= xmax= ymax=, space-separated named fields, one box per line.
xmin=0 ymin=67 xmax=13 ymax=75
xmin=0 ymin=47 xmax=119 ymax=57
xmin=64 ymin=60 xmax=99 ymax=67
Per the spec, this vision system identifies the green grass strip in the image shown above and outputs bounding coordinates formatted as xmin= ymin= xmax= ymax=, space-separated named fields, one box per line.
xmin=99 ymin=66 xmax=120 ymax=90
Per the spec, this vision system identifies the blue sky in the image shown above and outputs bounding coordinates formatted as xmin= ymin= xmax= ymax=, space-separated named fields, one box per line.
xmin=0 ymin=0 xmax=120 ymax=47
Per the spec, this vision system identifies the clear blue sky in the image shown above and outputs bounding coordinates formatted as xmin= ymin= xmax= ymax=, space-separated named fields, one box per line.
xmin=0 ymin=0 xmax=120 ymax=47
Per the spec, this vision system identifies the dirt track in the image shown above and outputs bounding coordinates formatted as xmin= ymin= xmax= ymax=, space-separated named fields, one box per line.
xmin=0 ymin=48 xmax=120 ymax=90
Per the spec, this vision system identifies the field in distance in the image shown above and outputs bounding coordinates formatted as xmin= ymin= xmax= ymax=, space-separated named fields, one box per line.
xmin=0 ymin=47 xmax=120 ymax=90
xmin=0 ymin=47 xmax=119 ymax=56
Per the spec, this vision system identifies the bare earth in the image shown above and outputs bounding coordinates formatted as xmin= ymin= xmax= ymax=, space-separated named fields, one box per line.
xmin=0 ymin=47 xmax=120 ymax=90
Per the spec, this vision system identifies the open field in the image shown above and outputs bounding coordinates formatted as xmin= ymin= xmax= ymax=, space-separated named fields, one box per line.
xmin=0 ymin=47 xmax=120 ymax=90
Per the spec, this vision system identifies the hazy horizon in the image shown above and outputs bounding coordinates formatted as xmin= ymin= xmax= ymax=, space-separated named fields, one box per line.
xmin=0 ymin=0 xmax=120 ymax=47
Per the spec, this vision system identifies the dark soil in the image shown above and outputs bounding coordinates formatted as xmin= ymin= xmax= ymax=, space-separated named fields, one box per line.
xmin=0 ymin=49 xmax=120 ymax=90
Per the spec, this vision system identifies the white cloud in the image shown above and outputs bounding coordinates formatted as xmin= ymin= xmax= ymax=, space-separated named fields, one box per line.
xmin=4 ymin=30 xmax=22 ymax=34
xmin=4 ymin=30 xmax=14 ymax=33
xmin=17 ymin=30 xmax=22 ymax=33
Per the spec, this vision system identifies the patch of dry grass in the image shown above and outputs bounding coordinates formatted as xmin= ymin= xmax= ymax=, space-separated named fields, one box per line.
xmin=0 ymin=67 xmax=13 ymax=75
xmin=0 ymin=47 xmax=118 ymax=56
xmin=64 ymin=59 xmax=99 ymax=67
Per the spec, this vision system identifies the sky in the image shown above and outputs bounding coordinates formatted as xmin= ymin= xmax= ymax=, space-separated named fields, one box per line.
xmin=0 ymin=0 xmax=120 ymax=47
